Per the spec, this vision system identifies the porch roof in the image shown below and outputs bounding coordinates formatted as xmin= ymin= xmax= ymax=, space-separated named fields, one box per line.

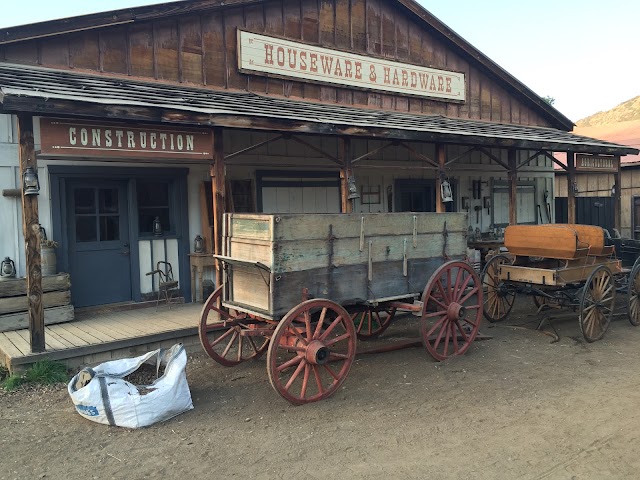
xmin=0 ymin=62 xmax=637 ymax=156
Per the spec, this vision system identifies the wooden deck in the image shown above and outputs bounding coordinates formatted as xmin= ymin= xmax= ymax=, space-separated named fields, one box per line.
xmin=0 ymin=303 xmax=203 ymax=373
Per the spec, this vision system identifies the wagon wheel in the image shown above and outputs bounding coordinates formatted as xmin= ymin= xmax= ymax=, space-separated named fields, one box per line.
xmin=199 ymin=286 xmax=269 ymax=366
xmin=628 ymin=258 xmax=640 ymax=326
xmin=350 ymin=306 xmax=397 ymax=340
xmin=481 ymin=254 xmax=516 ymax=322
xmin=579 ymin=265 xmax=616 ymax=342
xmin=420 ymin=261 xmax=482 ymax=361
xmin=267 ymin=299 xmax=356 ymax=405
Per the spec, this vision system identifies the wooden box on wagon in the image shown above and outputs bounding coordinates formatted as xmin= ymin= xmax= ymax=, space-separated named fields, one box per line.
xmin=219 ymin=212 xmax=468 ymax=319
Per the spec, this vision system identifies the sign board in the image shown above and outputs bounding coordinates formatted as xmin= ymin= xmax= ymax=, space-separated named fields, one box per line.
xmin=237 ymin=30 xmax=466 ymax=102
xmin=575 ymin=154 xmax=619 ymax=173
xmin=40 ymin=119 xmax=213 ymax=160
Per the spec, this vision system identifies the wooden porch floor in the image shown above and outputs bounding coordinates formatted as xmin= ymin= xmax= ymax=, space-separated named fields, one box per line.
xmin=0 ymin=303 xmax=204 ymax=372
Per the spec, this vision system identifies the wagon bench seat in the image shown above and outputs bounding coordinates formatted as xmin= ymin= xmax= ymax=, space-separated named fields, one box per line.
xmin=504 ymin=224 xmax=614 ymax=260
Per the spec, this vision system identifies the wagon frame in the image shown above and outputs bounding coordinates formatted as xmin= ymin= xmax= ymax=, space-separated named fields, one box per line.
xmin=198 ymin=212 xmax=483 ymax=404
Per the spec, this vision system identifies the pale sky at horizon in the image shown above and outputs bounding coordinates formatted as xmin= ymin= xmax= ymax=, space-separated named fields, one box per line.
xmin=1 ymin=0 xmax=638 ymax=123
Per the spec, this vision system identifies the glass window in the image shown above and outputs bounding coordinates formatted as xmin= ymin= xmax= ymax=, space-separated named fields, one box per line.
xmin=137 ymin=180 xmax=171 ymax=234
xmin=74 ymin=187 xmax=120 ymax=242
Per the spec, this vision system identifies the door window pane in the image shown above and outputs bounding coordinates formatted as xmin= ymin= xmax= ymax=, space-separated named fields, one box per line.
xmin=100 ymin=216 xmax=120 ymax=241
xmin=74 ymin=189 xmax=95 ymax=214
xmin=76 ymin=217 xmax=97 ymax=242
xmin=99 ymin=188 xmax=119 ymax=214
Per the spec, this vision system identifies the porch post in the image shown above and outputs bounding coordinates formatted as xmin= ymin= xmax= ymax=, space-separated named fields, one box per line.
xmin=435 ymin=143 xmax=445 ymax=213
xmin=211 ymin=127 xmax=225 ymax=288
xmin=614 ymin=155 xmax=621 ymax=233
xmin=18 ymin=113 xmax=45 ymax=353
xmin=508 ymin=148 xmax=517 ymax=225
xmin=340 ymin=137 xmax=353 ymax=213
xmin=567 ymin=151 xmax=576 ymax=224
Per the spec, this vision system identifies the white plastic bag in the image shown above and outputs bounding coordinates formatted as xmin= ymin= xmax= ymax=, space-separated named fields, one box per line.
xmin=68 ymin=343 xmax=193 ymax=428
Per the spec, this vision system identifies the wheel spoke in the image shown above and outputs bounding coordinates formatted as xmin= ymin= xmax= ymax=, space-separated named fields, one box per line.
xmin=325 ymin=332 xmax=352 ymax=347
xmin=458 ymin=286 xmax=479 ymax=305
xmin=313 ymin=307 xmax=328 ymax=339
xmin=319 ymin=315 xmax=345 ymax=341
xmin=426 ymin=315 xmax=448 ymax=338
xmin=221 ymin=330 xmax=239 ymax=358
xmin=323 ymin=363 xmax=340 ymax=381
xmin=276 ymin=354 xmax=303 ymax=373
xmin=300 ymin=363 xmax=310 ymax=399
xmin=284 ymin=358 xmax=307 ymax=391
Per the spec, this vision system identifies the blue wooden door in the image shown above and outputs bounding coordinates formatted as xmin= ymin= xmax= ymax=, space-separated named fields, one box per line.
xmin=67 ymin=181 xmax=132 ymax=307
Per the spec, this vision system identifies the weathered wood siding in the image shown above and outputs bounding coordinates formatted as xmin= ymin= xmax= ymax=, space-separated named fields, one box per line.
xmin=0 ymin=0 xmax=550 ymax=127
xmin=223 ymin=212 xmax=467 ymax=317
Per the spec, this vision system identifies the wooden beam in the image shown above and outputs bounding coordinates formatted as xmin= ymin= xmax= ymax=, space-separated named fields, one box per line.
xmin=508 ymin=148 xmax=517 ymax=225
xmin=211 ymin=127 xmax=225 ymax=288
xmin=2 ymin=189 xmax=21 ymax=197
xmin=340 ymin=137 xmax=353 ymax=213
xmin=567 ymin=152 xmax=576 ymax=224
xmin=17 ymin=113 xmax=45 ymax=353
xmin=436 ymin=143 xmax=445 ymax=213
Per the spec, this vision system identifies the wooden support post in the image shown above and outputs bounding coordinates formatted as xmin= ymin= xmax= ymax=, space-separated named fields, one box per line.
xmin=211 ymin=127 xmax=225 ymax=289
xmin=435 ymin=143 xmax=446 ymax=213
xmin=508 ymin=149 xmax=517 ymax=225
xmin=567 ymin=152 xmax=576 ymax=224
xmin=18 ymin=114 xmax=45 ymax=353
xmin=614 ymin=155 xmax=621 ymax=233
xmin=340 ymin=137 xmax=353 ymax=213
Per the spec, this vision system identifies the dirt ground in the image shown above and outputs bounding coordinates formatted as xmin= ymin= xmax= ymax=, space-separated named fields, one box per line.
xmin=3 ymin=298 xmax=640 ymax=480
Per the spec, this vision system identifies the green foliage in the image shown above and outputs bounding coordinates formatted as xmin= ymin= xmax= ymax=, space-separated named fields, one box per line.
xmin=2 ymin=360 xmax=69 ymax=391
xmin=542 ymin=96 xmax=556 ymax=106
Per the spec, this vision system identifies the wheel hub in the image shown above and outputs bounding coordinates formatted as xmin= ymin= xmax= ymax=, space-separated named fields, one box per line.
xmin=447 ymin=302 xmax=466 ymax=320
xmin=305 ymin=340 xmax=330 ymax=365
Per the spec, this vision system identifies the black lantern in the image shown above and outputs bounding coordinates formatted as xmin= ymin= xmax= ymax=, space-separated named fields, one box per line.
xmin=23 ymin=166 xmax=40 ymax=196
xmin=153 ymin=216 xmax=163 ymax=236
xmin=194 ymin=235 xmax=205 ymax=253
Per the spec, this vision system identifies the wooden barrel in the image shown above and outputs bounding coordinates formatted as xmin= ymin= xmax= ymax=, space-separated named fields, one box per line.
xmin=41 ymin=246 xmax=57 ymax=276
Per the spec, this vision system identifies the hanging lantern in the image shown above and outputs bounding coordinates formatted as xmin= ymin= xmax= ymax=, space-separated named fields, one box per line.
xmin=440 ymin=179 xmax=453 ymax=203
xmin=153 ymin=216 xmax=163 ymax=236
xmin=22 ymin=166 xmax=40 ymax=196
xmin=347 ymin=175 xmax=360 ymax=200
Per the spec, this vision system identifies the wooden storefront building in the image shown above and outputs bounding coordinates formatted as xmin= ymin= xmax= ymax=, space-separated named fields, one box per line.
xmin=0 ymin=0 xmax=636 ymax=354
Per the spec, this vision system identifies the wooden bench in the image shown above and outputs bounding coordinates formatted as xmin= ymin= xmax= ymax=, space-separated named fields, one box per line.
xmin=504 ymin=224 xmax=614 ymax=260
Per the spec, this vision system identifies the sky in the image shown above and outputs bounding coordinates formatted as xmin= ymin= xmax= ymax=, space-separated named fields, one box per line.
xmin=1 ymin=0 xmax=639 ymax=123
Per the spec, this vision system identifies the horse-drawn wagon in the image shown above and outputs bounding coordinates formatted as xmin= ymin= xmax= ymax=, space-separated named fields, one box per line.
xmin=481 ymin=224 xmax=640 ymax=342
xmin=199 ymin=212 xmax=483 ymax=404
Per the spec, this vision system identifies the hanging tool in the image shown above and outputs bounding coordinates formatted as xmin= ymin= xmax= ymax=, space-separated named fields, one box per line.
xmin=474 ymin=205 xmax=481 ymax=223
xmin=543 ymin=191 xmax=552 ymax=223
xmin=537 ymin=205 xmax=543 ymax=224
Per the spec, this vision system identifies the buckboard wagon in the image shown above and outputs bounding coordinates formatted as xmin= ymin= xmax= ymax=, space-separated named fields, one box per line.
xmin=481 ymin=224 xmax=640 ymax=342
xmin=198 ymin=212 xmax=483 ymax=404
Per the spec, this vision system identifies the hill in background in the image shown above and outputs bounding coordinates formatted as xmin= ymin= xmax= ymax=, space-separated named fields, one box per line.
xmin=576 ymin=96 xmax=640 ymax=127
xmin=572 ymin=96 xmax=640 ymax=163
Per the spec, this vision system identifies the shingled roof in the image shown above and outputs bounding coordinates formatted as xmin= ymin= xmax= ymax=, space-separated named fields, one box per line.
xmin=1 ymin=63 xmax=636 ymax=156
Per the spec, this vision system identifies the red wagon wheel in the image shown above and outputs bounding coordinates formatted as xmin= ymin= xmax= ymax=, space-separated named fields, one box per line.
xmin=350 ymin=305 xmax=397 ymax=340
xmin=420 ymin=261 xmax=482 ymax=361
xmin=267 ymin=299 xmax=356 ymax=405
xmin=199 ymin=286 xmax=269 ymax=366
xmin=579 ymin=265 xmax=615 ymax=342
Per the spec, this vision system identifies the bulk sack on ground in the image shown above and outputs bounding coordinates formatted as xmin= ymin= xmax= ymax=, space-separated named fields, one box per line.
xmin=68 ymin=343 xmax=193 ymax=428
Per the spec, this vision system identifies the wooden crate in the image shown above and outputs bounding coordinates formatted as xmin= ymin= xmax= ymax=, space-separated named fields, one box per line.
xmin=221 ymin=213 xmax=468 ymax=319
xmin=0 ymin=274 xmax=74 ymax=332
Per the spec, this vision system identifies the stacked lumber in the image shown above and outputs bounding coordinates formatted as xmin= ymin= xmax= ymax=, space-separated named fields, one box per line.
xmin=0 ymin=273 xmax=73 ymax=332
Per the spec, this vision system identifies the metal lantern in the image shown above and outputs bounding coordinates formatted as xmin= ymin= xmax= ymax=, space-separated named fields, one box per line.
xmin=22 ymin=166 xmax=40 ymax=196
xmin=0 ymin=257 xmax=16 ymax=279
xmin=440 ymin=179 xmax=453 ymax=203
xmin=194 ymin=235 xmax=205 ymax=253
xmin=153 ymin=216 xmax=163 ymax=236
xmin=347 ymin=175 xmax=360 ymax=200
